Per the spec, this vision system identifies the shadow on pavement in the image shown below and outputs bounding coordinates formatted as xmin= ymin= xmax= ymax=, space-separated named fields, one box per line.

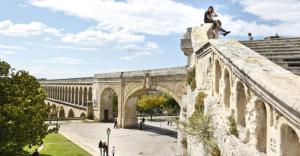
xmin=142 ymin=124 xmax=178 ymax=138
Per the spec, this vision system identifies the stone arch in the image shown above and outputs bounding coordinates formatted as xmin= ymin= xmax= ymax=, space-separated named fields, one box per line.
xmin=71 ymin=87 xmax=75 ymax=104
xmin=68 ymin=87 xmax=71 ymax=103
xmin=236 ymin=81 xmax=247 ymax=127
xmin=57 ymin=86 xmax=60 ymax=100
xmin=83 ymin=87 xmax=87 ymax=106
xmin=79 ymin=87 xmax=83 ymax=105
xmin=51 ymin=104 xmax=57 ymax=118
xmin=214 ymin=59 xmax=222 ymax=94
xmin=50 ymin=87 xmax=53 ymax=98
xmin=123 ymin=85 xmax=181 ymax=128
xmin=88 ymin=87 xmax=92 ymax=101
xmin=80 ymin=113 xmax=87 ymax=120
xmin=60 ymin=87 xmax=63 ymax=101
xmin=68 ymin=109 xmax=75 ymax=118
xmin=55 ymin=86 xmax=58 ymax=99
xmin=58 ymin=106 xmax=65 ymax=118
xmin=100 ymin=87 xmax=118 ymax=121
xmin=255 ymin=100 xmax=267 ymax=153
xmin=61 ymin=86 xmax=64 ymax=101
xmin=280 ymin=124 xmax=300 ymax=156
xmin=75 ymin=87 xmax=79 ymax=105
xmin=51 ymin=104 xmax=56 ymax=110
xmin=64 ymin=86 xmax=67 ymax=102
xmin=223 ymin=68 xmax=231 ymax=109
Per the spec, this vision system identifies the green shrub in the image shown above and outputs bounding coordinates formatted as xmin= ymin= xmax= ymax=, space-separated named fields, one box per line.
xmin=186 ymin=67 xmax=196 ymax=91
xmin=181 ymin=137 xmax=188 ymax=149
xmin=186 ymin=110 xmax=221 ymax=156
xmin=195 ymin=92 xmax=207 ymax=112
xmin=227 ymin=114 xmax=239 ymax=137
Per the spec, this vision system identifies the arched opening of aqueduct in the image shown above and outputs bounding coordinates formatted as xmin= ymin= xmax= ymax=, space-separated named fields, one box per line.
xmin=236 ymin=81 xmax=247 ymax=127
xmin=100 ymin=88 xmax=118 ymax=122
xmin=280 ymin=124 xmax=300 ymax=156
xmin=59 ymin=106 xmax=65 ymax=118
xmin=122 ymin=86 xmax=181 ymax=129
xmin=68 ymin=109 xmax=75 ymax=118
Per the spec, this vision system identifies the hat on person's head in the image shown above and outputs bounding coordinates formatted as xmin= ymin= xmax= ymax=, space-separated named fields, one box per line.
xmin=208 ymin=6 xmax=214 ymax=10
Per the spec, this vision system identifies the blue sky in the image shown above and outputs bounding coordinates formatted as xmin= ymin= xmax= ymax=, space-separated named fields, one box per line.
xmin=0 ymin=0 xmax=299 ymax=79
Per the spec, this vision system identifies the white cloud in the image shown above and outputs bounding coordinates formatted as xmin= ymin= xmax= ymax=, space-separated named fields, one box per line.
xmin=224 ymin=0 xmax=300 ymax=37
xmin=44 ymin=37 xmax=52 ymax=41
xmin=18 ymin=3 xmax=28 ymax=8
xmin=0 ymin=51 xmax=15 ymax=55
xmin=29 ymin=0 xmax=300 ymax=37
xmin=42 ymin=44 xmax=98 ymax=51
xmin=118 ymin=52 xmax=151 ymax=61
xmin=0 ymin=44 xmax=27 ymax=51
xmin=29 ymin=0 xmax=203 ymax=36
xmin=233 ymin=0 xmax=300 ymax=23
xmin=35 ymin=57 xmax=84 ymax=64
xmin=118 ymin=41 xmax=159 ymax=61
xmin=0 ymin=55 xmax=6 ymax=60
xmin=0 ymin=20 xmax=62 ymax=37
xmin=61 ymin=28 xmax=144 ymax=45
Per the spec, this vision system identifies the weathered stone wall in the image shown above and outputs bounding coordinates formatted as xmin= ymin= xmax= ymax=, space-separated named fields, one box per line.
xmin=180 ymin=24 xmax=300 ymax=156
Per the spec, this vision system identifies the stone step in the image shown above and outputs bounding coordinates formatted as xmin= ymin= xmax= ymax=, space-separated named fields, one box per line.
xmin=274 ymin=61 xmax=300 ymax=64
xmin=245 ymin=45 xmax=300 ymax=50
xmin=242 ymin=40 xmax=300 ymax=45
xmin=264 ymin=55 xmax=300 ymax=60
xmin=240 ymin=38 xmax=300 ymax=44
xmin=242 ymin=42 xmax=300 ymax=48
xmin=275 ymin=62 xmax=300 ymax=68
xmin=257 ymin=51 xmax=300 ymax=56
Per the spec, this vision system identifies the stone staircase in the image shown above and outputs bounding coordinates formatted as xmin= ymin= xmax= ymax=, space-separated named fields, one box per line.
xmin=240 ymin=37 xmax=300 ymax=75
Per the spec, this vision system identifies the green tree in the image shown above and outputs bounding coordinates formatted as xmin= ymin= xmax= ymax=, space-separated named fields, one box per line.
xmin=0 ymin=60 xmax=52 ymax=155
xmin=138 ymin=95 xmax=166 ymax=120
xmin=162 ymin=95 xmax=180 ymax=115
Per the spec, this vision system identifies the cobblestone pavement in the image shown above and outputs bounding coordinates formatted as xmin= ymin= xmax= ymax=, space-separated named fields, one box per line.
xmin=59 ymin=121 xmax=178 ymax=156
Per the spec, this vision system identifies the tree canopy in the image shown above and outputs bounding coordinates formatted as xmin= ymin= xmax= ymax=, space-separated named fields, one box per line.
xmin=137 ymin=94 xmax=180 ymax=119
xmin=0 ymin=60 xmax=52 ymax=155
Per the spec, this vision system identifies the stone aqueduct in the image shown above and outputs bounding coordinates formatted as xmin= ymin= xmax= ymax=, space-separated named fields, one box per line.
xmin=40 ymin=67 xmax=187 ymax=128
xmin=40 ymin=24 xmax=300 ymax=155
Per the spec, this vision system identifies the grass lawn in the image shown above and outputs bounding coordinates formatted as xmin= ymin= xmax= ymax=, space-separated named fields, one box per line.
xmin=24 ymin=133 xmax=91 ymax=156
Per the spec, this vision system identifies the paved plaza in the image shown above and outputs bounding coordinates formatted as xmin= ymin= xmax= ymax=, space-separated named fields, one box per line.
xmin=59 ymin=120 xmax=178 ymax=156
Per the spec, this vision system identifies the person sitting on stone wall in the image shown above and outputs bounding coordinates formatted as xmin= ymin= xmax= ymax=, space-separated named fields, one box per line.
xmin=204 ymin=6 xmax=231 ymax=36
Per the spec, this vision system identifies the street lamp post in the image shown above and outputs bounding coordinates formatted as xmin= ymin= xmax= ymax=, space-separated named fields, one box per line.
xmin=106 ymin=128 xmax=111 ymax=152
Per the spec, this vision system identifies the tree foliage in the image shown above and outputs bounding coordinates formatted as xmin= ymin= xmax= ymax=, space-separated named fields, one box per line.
xmin=163 ymin=95 xmax=180 ymax=115
xmin=138 ymin=95 xmax=166 ymax=110
xmin=0 ymin=60 xmax=52 ymax=155
xmin=138 ymin=95 xmax=166 ymax=120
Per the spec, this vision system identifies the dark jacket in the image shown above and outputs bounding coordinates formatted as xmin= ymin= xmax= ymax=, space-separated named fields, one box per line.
xmin=99 ymin=141 xmax=103 ymax=148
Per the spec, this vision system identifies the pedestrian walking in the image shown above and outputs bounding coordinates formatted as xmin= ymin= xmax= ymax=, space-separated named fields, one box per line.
xmin=102 ymin=142 xmax=107 ymax=156
xmin=114 ymin=118 xmax=118 ymax=129
xmin=111 ymin=146 xmax=116 ymax=156
xmin=139 ymin=120 xmax=143 ymax=130
xmin=142 ymin=117 xmax=145 ymax=124
xmin=104 ymin=142 xmax=109 ymax=156
xmin=99 ymin=140 xmax=103 ymax=156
